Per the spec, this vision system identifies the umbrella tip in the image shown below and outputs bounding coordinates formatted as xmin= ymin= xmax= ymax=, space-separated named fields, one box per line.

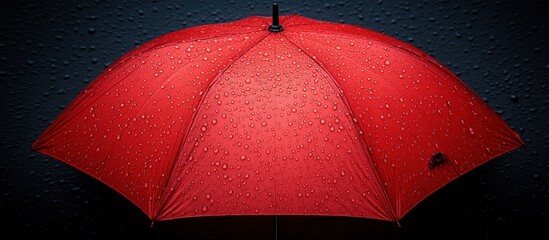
xmin=268 ymin=3 xmax=283 ymax=32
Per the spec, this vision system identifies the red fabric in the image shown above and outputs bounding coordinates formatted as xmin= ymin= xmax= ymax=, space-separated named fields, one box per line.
xmin=32 ymin=15 xmax=524 ymax=221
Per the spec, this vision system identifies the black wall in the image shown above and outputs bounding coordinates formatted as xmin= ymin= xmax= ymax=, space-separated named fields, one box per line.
xmin=1 ymin=0 xmax=547 ymax=239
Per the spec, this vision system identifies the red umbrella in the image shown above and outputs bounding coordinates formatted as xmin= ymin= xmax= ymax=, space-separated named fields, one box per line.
xmin=32 ymin=4 xmax=524 ymax=223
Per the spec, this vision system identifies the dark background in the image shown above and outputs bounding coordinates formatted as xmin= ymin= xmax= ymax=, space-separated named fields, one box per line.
xmin=1 ymin=0 xmax=547 ymax=239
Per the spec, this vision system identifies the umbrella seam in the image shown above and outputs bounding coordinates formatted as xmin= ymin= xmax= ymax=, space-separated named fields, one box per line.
xmin=281 ymin=33 xmax=417 ymax=218
xmin=288 ymin=32 xmax=413 ymax=103
xmin=32 ymin=29 xmax=266 ymax=150
xmin=284 ymin=31 xmax=526 ymax=216
xmin=285 ymin=29 xmax=512 ymax=126
xmin=130 ymin=29 xmax=267 ymax=56
xmin=281 ymin=31 xmax=485 ymax=216
xmin=416 ymin=58 xmax=526 ymax=149
xmin=31 ymin=59 xmax=152 ymax=149
xmin=153 ymin=31 xmax=272 ymax=220
xmin=281 ymin=34 xmax=399 ymax=221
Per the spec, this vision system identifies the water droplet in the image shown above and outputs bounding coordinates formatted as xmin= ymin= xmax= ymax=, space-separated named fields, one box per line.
xmin=384 ymin=60 xmax=391 ymax=65
xmin=469 ymin=127 xmax=475 ymax=135
xmin=340 ymin=170 xmax=346 ymax=176
xmin=240 ymin=155 xmax=246 ymax=160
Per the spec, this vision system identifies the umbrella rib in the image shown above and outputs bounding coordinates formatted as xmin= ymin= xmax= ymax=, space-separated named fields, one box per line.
xmin=141 ymin=29 xmax=266 ymax=51
xmin=286 ymin=29 xmax=507 ymax=118
xmin=284 ymin=33 xmax=438 ymax=220
xmin=286 ymin=31 xmax=524 ymax=219
xmin=283 ymin=32 xmax=469 ymax=179
xmin=32 ymin=60 xmax=151 ymax=150
xmin=284 ymin=32 xmax=413 ymax=97
xmin=305 ymin=32 xmax=524 ymax=174
xmin=131 ymin=31 xmax=263 ymax=214
xmin=280 ymin=34 xmax=399 ymax=221
xmin=282 ymin=33 xmax=469 ymax=218
xmin=32 ymin=29 xmax=266 ymax=150
xmin=153 ymin=31 xmax=273 ymax=220
xmin=40 ymin=29 xmax=271 ymax=220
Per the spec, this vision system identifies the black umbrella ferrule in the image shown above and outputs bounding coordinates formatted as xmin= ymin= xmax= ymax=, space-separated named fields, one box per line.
xmin=268 ymin=3 xmax=283 ymax=32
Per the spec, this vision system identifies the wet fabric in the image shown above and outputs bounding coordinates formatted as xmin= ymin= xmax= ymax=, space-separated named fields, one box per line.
xmin=32 ymin=15 xmax=524 ymax=222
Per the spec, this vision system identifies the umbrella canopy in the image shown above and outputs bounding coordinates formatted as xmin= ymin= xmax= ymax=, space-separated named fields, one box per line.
xmin=32 ymin=8 xmax=524 ymax=222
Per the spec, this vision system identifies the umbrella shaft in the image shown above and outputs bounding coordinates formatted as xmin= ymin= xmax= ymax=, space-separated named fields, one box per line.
xmin=274 ymin=216 xmax=278 ymax=240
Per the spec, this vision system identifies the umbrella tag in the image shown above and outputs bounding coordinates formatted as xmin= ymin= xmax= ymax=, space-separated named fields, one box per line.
xmin=428 ymin=152 xmax=448 ymax=169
